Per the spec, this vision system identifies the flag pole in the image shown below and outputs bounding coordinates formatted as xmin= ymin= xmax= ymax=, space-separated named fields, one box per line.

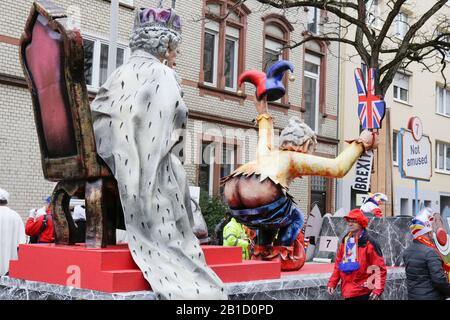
xmin=107 ymin=0 xmax=119 ymax=77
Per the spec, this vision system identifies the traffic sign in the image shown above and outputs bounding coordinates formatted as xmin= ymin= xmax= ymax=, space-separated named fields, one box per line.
xmin=398 ymin=129 xmax=432 ymax=181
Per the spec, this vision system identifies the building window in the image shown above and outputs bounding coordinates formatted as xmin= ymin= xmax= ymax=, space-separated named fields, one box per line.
xmin=436 ymin=85 xmax=450 ymax=116
xmin=224 ymin=27 xmax=239 ymax=90
xmin=83 ymin=36 xmax=129 ymax=90
xmin=438 ymin=33 xmax=450 ymax=60
xmin=307 ymin=7 xmax=320 ymax=34
xmin=264 ymin=38 xmax=282 ymax=72
xmin=393 ymin=131 xmax=398 ymax=164
xmin=310 ymin=176 xmax=329 ymax=214
xmin=393 ymin=73 xmax=410 ymax=103
xmin=366 ymin=0 xmax=380 ymax=28
xmin=436 ymin=141 xmax=450 ymax=172
xmin=199 ymin=141 xmax=216 ymax=196
xmin=395 ymin=12 xmax=409 ymax=39
xmin=198 ymin=140 xmax=238 ymax=197
xmin=263 ymin=16 xmax=292 ymax=103
xmin=203 ymin=22 xmax=219 ymax=86
xmin=304 ymin=53 xmax=321 ymax=131
xmin=201 ymin=1 xmax=248 ymax=92
xmin=361 ymin=62 xmax=368 ymax=83
xmin=400 ymin=198 xmax=409 ymax=215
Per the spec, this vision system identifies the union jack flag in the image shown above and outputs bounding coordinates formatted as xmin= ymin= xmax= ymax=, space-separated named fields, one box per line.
xmin=354 ymin=68 xmax=386 ymax=130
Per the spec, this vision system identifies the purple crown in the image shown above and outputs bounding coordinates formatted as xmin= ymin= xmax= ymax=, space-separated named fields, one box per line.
xmin=135 ymin=8 xmax=182 ymax=33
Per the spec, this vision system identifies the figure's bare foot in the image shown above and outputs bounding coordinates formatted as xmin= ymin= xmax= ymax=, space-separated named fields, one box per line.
xmin=358 ymin=130 xmax=379 ymax=151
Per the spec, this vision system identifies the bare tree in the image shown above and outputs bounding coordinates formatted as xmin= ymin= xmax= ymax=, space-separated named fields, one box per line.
xmin=231 ymin=0 xmax=450 ymax=96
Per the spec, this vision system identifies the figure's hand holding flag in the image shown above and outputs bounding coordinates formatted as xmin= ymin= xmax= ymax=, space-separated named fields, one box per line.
xmin=354 ymin=68 xmax=386 ymax=130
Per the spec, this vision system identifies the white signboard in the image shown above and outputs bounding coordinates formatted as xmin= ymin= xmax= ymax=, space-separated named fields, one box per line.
xmin=356 ymin=193 xmax=369 ymax=207
xmin=352 ymin=151 xmax=374 ymax=191
xmin=400 ymin=130 xmax=432 ymax=181
xmin=318 ymin=236 xmax=339 ymax=253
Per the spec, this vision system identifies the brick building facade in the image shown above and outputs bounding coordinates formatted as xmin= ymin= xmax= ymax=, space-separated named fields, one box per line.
xmin=0 ymin=0 xmax=339 ymax=219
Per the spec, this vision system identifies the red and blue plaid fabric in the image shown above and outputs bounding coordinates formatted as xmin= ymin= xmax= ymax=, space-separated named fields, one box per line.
xmin=354 ymin=68 xmax=386 ymax=129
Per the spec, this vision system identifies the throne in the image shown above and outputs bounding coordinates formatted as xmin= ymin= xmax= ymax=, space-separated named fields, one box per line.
xmin=19 ymin=0 xmax=124 ymax=248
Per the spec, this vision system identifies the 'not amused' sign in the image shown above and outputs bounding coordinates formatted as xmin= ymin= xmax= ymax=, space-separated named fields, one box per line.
xmin=399 ymin=130 xmax=432 ymax=181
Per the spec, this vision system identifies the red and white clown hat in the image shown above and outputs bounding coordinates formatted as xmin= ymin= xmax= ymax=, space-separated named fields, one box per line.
xmin=410 ymin=209 xmax=433 ymax=239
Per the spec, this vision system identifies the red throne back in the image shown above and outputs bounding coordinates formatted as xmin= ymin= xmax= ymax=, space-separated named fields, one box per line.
xmin=25 ymin=14 xmax=77 ymax=158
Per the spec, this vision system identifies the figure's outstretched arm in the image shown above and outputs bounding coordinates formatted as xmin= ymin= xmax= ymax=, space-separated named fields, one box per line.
xmin=289 ymin=130 xmax=379 ymax=179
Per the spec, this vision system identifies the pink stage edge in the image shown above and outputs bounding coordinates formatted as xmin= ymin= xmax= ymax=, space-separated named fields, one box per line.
xmin=8 ymin=244 xmax=398 ymax=293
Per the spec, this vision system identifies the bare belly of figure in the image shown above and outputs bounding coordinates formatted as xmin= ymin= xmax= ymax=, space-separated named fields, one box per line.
xmin=224 ymin=175 xmax=283 ymax=209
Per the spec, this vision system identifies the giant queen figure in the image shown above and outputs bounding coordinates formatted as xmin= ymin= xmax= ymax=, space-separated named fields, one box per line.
xmin=90 ymin=7 xmax=226 ymax=300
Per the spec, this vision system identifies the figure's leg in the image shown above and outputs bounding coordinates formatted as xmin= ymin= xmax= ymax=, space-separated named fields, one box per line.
xmin=252 ymin=229 xmax=277 ymax=260
xmin=256 ymin=229 xmax=278 ymax=246
xmin=272 ymin=207 xmax=306 ymax=271
xmin=85 ymin=179 xmax=109 ymax=248
xmin=274 ymin=207 xmax=304 ymax=246
xmin=103 ymin=178 xmax=122 ymax=245
xmin=51 ymin=182 xmax=80 ymax=245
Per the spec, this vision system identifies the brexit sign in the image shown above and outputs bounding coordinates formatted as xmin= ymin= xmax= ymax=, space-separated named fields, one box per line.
xmin=352 ymin=150 xmax=374 ymax=192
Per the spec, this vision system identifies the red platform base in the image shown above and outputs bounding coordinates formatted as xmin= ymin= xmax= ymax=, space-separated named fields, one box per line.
xmin=9 ymin=244 xmax=281 ymax=293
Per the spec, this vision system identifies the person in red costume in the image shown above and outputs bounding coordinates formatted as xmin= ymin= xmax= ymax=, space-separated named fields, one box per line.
xmin=25 ymin=196 xmax=54 ymax=243
xmin=327 ymin=209 xmax=386 ymax=300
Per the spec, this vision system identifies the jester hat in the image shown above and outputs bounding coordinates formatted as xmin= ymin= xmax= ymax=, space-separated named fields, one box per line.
xmin=364 ymin=192 xmax=388 ymax=206
xmin=238 ymin=60 xmax=294 ymax=102
xmin=410 ymin=210 xmax=433 ymax=239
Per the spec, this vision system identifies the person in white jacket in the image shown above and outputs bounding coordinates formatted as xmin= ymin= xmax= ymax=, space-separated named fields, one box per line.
xmin=0 ymin=188 xmax=26 ymax=276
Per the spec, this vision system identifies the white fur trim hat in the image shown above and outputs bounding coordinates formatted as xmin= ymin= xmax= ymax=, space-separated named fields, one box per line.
xmin=0 ymin=188 xmax=10 ymax=202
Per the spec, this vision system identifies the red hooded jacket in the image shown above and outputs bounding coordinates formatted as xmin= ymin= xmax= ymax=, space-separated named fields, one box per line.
xmin=328 ymin=230 xmax=387 ymax=299
xmin=25 ymin=206 xmax=55 ymax=243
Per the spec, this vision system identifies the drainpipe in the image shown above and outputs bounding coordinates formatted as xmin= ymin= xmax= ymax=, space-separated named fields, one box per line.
xmin=335 ymin=16 xmax=342 ymax=212
xmin=107 ymin=0 xmax=119 ymax=77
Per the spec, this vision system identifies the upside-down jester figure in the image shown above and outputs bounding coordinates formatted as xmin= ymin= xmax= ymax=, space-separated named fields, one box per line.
xmin=223 ymin=61 xmax=380 ymax=271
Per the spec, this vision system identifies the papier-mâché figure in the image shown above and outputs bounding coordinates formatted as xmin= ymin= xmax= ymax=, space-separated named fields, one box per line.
xmin=223 ymin=61 xmax=380 ymax=271
xmin=91 ymin=7 xmax=226 ymax=300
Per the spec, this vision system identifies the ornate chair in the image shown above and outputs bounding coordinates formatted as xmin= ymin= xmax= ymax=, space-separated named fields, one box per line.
xmin=20 ymin=0 xmax=124 ymax=248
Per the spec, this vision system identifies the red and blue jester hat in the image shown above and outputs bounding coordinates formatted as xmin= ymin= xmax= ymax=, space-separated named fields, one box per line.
xmin=238 ymin=60 xmax=295 ymax=102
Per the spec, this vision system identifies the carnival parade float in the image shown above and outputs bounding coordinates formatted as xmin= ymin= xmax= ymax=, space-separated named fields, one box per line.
xmin=2 ymin=0 xmax=446 ymax=301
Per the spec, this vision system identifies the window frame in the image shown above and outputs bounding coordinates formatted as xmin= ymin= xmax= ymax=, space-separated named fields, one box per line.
xmin=197 ymin=135 xmax=242 ymax=197
xmin=262 ymin=15 xmax=293 ymax=105
xmin=224 ymin=27 xmax=240 ymax=91
xmin=307 ymin=6 xmax=320 ymax=34
xmin=203 ymin=25 xmax=220 ymax=87
xmin=119 ymin=0 xmax=133 ymax=6
xmin=436 ymin=141 xmax=450 ymax=173
xmin=366 ymin=0 xmax=380 ymax=29
xmin=395 ymin=12 xmax=409 ymax=40
xmin=393 ymin=72 xmax=410 ymax=104
xmin=435 ymin=85 xmax=450 ymax=117
xmin=393 ymin=130 xmax=398 ymax=166
xmin=82 ymin=33 xmax=130 ymax=91
xmin=304 ymin=52 xmax=321 ymax=132
xmin=200 ymin=0 xmax=249 ymax=93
